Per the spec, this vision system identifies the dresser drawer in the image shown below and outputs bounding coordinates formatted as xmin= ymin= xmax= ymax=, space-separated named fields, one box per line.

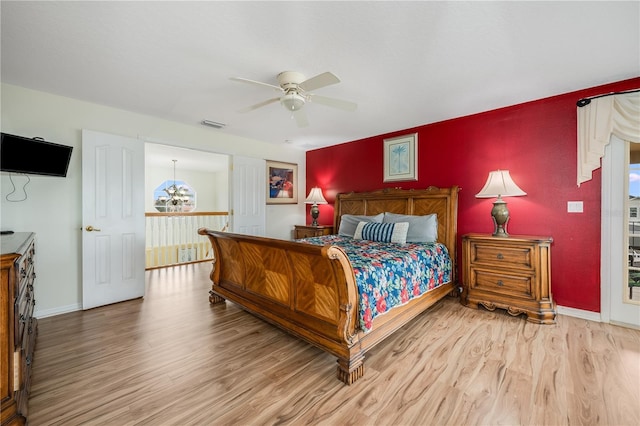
xmin=15 ymin=285 xmax=34 ymax=344
xmin=16 ymin=242 xmax=35 ymax=294
xmin=470 ymin=242 xmax=533 ymax=270
xmin=470 ymin=269 xmax=533 ymax=299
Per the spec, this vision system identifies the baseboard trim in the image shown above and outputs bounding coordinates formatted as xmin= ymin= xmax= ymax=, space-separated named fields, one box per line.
xmin=35 ymin=303 xmax=82 ymax=319
xmin=556 ymin=305 xmax=602 ymax=322
xmin=609 ymin=319 xmax=640 ymax=330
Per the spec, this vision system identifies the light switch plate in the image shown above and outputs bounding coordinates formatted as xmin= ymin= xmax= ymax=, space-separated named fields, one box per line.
xmin=568 ymin=201 xmax=584 ymax=213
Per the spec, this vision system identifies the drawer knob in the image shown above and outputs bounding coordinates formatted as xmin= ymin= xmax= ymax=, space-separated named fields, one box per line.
xmin=497 ymin=280 xmax=504 ymax=286
xmin=496 ymin=253 xmax=504 ymax=260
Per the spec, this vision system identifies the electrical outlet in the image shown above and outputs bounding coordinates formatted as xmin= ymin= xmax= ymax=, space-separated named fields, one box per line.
xmin=567 ymin=201 xmax=584 ymax=213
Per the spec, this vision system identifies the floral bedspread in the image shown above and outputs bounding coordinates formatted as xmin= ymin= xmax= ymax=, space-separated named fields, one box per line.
xmin=296 ymin=235 xmax=451 ymax=332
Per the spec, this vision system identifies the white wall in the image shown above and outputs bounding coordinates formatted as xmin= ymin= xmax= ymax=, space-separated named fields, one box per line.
xmin=214 ymin=170 xmax=229 ymax=211
xmin=0 ymin=83 xmax=306 ymax=317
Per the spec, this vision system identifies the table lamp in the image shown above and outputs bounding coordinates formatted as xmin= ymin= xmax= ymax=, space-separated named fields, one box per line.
xmin=304 ymin=187 xmax=328 ymax=226
xmin=476 ymin=170 xmax=526 ymax=237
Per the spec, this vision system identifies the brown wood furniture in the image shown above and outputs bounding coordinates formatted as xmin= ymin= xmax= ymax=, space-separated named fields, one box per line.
xmin=460 ymin=233 xmax=555 ymax=324
xmin=198 ymin=186 xmax=459 ymax=384
xmin=1 ymin=232 xmax=37 ymax=426
xmin=293 ymin=225 xmax=334 ymax=239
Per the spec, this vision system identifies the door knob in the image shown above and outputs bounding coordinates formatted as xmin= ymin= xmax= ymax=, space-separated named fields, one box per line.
xmin=85 ymin=226 xmax=101 ymax=232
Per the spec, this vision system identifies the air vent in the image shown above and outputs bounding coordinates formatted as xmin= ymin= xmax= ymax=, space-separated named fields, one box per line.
xmin=201 ymin=120 xmax=226 ymax=129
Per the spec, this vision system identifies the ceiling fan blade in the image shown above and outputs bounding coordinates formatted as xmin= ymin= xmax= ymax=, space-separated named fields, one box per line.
xmin=298 ymin=72 xmax=340 ymax=92
xmin=230 ymin=77 xmax=282 ymax=92
xmin=293 ymin=109 xmax=309 ymax=128
xmin=308 ymin=94 xmax=358 ymax=112
xmin=238 ymin=97 xmax=280 ymax=113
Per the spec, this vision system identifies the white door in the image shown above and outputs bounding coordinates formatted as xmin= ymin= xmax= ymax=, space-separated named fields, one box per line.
xmin=602 ymin=135 xmax=640 ymax=327
xmin=82 ymin=130 xmax=146 ymax=309
xmin=231 ymin=155 xmax=265 ymax=236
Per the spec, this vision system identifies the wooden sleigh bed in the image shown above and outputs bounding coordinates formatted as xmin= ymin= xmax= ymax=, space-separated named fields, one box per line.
xmin=198 ymin=186 xmax=459 ymax=384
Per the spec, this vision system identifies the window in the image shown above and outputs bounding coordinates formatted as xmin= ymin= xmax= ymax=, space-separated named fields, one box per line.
xmin=627 ymin=144 xmax=640 ymax=302
xmin=153 ymin=179 xmax=196 ymax=213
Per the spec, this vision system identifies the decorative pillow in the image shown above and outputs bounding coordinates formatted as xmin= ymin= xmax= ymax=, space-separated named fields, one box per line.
xmin=383 ymin=212 xmax=438 ymax=242
xmin=354 ymin=221 xmax=409 ymax=244
xmin=338 ymin=213 xmax=384 ymax=237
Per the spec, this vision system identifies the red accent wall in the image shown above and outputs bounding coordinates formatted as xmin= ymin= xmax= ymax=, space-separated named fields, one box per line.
xmin=306 ymin=77 xmax=640 ymax=313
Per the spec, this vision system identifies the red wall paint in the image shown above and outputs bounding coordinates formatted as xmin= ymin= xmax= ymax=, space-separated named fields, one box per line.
xmin=306 ymin=77 xmax=640 ymax=313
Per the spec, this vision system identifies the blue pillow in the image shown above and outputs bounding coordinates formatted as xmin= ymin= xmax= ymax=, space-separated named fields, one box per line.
xmin=354 ymin=221 xmax=409 ymax=244
xmin=383 ymin=212 xmax=438 ymax=242
xmin=338 ymin=213 xmax=384 ymax=237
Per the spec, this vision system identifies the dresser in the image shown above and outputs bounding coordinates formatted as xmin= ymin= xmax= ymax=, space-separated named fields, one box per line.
xmin=294 ymin=225 xmax=334 ymax=239
xmin=461 ymin=233 xmax=555 ymax=324
xmin=1 ymin=232 xmax=37 ymax=426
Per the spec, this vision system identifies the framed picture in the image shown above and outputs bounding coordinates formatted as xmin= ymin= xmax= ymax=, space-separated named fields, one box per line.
xmin=266 ymin=160 xmax=298 ymax=204
xmin=383 ymin=133 xmax=418 ymax=182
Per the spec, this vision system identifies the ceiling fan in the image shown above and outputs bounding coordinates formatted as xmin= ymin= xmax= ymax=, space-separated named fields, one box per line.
xmin=231 ymin=71 xmax=357 ymax=127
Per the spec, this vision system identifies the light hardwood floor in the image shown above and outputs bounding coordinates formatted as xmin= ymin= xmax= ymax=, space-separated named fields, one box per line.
xmin=28 ymin=263 xmax=640 ymax=425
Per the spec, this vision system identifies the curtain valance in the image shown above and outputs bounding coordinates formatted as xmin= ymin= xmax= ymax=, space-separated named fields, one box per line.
xmin=577 ymin=91 xmax=640 ymax=186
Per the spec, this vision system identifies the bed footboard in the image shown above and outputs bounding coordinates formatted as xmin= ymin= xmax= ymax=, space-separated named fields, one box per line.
xmin=198 ymin=228 xmax=363 ymax=383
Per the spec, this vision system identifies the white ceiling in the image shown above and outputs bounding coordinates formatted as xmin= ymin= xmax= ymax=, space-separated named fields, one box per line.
xmin=1 ymin=1 xmax=639 ymax=153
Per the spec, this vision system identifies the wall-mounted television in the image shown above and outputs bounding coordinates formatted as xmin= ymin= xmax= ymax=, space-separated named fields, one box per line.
xmin=1 ymin=133 xmax=73 ymax=177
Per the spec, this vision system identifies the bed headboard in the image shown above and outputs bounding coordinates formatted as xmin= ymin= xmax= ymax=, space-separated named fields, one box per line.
xmin=334 ymin=186 xmax=460 ymax=270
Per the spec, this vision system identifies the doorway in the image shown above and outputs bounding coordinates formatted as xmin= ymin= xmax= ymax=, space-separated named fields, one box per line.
xmin=144 ymin=143 xmax=230 ymax=268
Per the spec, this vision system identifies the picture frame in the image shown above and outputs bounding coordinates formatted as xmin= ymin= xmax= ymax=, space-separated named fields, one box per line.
xmin=266 ymin=160 xmax=298 ymax=204
xmin=383 ymin=133 xmax=418 ymax=182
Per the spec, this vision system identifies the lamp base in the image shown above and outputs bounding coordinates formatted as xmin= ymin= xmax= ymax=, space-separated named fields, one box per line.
xmin=492 ymin=222 xmax=509 ymax=237
xmin=491 ymin=197 xmax=510 ymax=237
xmin=310 ymin=204 xmax=320 ymax=227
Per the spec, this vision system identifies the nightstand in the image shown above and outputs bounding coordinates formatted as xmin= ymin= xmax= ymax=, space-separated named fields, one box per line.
xmin=461 ymin=233 xmax=556 ymax=324
xmin=294 ymin=225 xmax=334 ymax=239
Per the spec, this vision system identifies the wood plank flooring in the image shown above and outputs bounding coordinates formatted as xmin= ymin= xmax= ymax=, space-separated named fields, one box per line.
xmin=28 ymin=262 xmax=640 ymax=425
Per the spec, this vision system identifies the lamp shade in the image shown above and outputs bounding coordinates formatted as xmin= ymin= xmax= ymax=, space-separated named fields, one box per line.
xmin=305 ymin=187 xmax=328 ymax=205
xmin=476 ymin=170 xmax=526 ymax=198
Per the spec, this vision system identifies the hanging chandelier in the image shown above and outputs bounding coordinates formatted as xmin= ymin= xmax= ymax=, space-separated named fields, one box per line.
xmin=154 ymin=159 xmax=194 ymax=212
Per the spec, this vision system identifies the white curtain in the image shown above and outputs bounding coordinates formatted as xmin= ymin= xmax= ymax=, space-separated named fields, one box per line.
xmin=577 ymin=92 xmax=640 ymax=186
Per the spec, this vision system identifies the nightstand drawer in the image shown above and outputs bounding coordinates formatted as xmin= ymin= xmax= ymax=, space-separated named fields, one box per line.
xmin=296 ymin=228 xmax=323 ymax=238
xmin=294 ymin=225 xmax=333 ymax=239
xmin=470 ymin=243 xmax=533 ymax=269
xmin=470 ymin=269 xmax=532 ymax=298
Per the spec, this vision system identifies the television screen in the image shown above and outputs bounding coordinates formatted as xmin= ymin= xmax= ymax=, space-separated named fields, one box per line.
xmin=1 ymin=133 xmax=73 ymax=177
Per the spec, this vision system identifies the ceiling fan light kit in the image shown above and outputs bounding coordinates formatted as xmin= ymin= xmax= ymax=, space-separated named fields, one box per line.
xmin=280 ymin=92 xmax=306 ymax=111
xmin=232 ymin=70 xmax=357 ymax=127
